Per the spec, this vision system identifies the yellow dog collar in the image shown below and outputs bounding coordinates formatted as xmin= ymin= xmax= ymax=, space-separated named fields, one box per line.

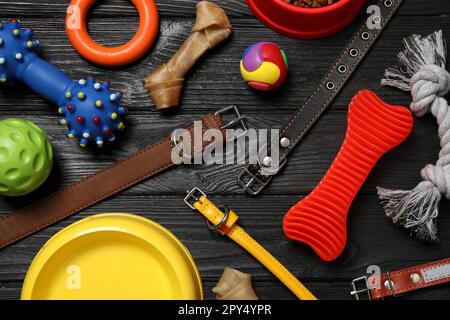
xmin=185 ymin=188 xmax=317 ymax=300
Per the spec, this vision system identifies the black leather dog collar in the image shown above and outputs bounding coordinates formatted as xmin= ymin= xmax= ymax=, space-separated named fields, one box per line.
xmin=238 ymin=0 xmax=404 ymax=195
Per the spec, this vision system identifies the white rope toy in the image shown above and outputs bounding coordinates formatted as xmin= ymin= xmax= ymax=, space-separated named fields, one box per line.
xmin=378 ymin=30 xmax=450 ymax=242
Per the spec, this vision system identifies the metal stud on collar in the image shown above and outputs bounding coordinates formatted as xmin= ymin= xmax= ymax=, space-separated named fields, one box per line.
xmin=384 ymin=279 xmax=395 ymax=290
xmin=280 ymin=137 xmax=291 ymax=148
xmin=410 ymin=273 xmax=421 ymax=284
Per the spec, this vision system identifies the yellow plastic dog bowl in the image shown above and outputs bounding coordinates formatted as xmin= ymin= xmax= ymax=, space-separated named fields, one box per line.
xmin=21 ymin=213 xmax=203 ymax=300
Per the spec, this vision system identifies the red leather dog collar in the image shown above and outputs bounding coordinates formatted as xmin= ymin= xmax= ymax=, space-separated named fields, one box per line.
xmin=66 ymin=0 xmax=159 ymax=67
xmin=351 ymin=258 xmax=450 ymax=300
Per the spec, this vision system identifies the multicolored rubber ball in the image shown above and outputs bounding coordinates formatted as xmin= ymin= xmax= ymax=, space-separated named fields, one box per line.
xmin=240 ymin=41 xmax=288 ymax=91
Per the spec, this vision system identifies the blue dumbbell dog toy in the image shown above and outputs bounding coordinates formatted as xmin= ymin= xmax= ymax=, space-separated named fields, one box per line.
xmin=0 ymin=19 xmax=127 ymax=147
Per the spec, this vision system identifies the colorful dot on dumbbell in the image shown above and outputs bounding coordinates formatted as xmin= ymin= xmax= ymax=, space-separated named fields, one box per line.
xmin=110 ymin=92 xmax=122 ymax=102
xmin=96 ymin=137 xmax=104 ymax=147
xmin=67 ymin=130 xmax=76 ymax=139
xmin=102 ymin=81 xmax=110 ymax=90
xmin=118 ymin=106 xmax=127 ymax=115
xmin=78 ymin=92 xmax=86 ymax=100
xmin=23 ymin=28 xmax=33 ymax=37
xmin=26 ymin=40 xmax=39 ymax=48
xmin=79 ymin=139 xmax=88 ymax=148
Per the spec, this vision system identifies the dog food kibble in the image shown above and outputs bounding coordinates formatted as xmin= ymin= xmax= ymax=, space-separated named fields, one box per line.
xmin=284 ymin=0 xmax=339 ymax=7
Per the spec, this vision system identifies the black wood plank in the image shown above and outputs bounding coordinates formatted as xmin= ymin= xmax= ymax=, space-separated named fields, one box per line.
xmin=1 ymin=195 xmax=449 ymax=300
xmin=0 ymin=15 xmax=448 ymax=113
xmin=0 ymin=14 xmax=447 ymax=196
xmin=1 ymin=0 xmax=449 ymax=301
xmin=0 ymin=0 xmax=448 ymax=18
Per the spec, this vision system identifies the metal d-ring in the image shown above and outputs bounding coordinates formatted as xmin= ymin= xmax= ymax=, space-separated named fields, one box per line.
xmin=206 ymin=205 xmax=230 ymax=231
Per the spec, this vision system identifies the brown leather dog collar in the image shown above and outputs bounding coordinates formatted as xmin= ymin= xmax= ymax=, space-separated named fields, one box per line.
xmin=351 ymin=258 xmax=450 ymax=300
xmin=0 ymin=106 xmax=247 ymax=250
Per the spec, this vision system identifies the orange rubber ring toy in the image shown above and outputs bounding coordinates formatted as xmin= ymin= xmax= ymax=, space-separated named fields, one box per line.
xmin=66 ymin=0 xmax=159 ymax=67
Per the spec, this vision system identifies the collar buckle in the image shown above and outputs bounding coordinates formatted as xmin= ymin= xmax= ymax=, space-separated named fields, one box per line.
xmin=237 ymin=164 xmax=273 ymax=196
xmin=350 ymin=276 xmax=372 ymax=300
xmin=184 ymin=187 xmax=206 ymax=210
xmin=215 ymin=105 xmax=248 ymax=132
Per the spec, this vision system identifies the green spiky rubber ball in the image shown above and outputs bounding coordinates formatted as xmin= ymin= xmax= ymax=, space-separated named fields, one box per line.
xmin=0 ymin=119 xmax=53 ymax=196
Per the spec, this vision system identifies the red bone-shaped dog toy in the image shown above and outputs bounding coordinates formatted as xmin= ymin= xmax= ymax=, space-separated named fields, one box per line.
xmin=283 ymin=90 xmax=413 ymax=262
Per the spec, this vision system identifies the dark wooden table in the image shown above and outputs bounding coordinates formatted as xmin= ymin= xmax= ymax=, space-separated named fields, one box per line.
xmin=1 ymin=0 xmax=449 ymax=300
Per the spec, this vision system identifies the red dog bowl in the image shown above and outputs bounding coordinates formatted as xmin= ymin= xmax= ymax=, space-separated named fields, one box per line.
xmin=246 ymin=0 xmax=366 ymax=39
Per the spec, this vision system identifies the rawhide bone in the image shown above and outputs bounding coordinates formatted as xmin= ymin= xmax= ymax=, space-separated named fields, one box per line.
xmin=144 ymin=1 xmax=232 ymax=109
xmin=283 ymin=90 xmax=413 ymax=262
xmin=213 ymin=268 xmax=258 ymax=300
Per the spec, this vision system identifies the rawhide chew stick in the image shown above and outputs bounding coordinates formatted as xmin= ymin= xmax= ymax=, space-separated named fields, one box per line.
xmin=378 ymin=30 xmax=450 ymax=242
xmin=144 ymin=1 xmax=232 ymax=109
xmin=283 ymin=90 xmax=413 ymax=262
xmin=0 ymin=19 xmax=127 ymax=148
xmin=213 ymin=268 xmax=258 ymax=300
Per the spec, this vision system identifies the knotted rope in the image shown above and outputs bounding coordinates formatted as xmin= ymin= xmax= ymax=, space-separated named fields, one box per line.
xmin=378 ymin=30 xmax=450 ymax=242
